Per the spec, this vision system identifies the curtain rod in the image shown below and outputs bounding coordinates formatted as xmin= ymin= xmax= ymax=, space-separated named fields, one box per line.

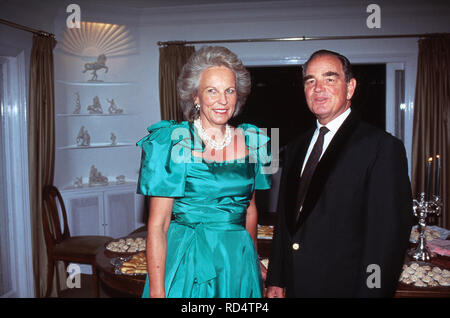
xmin=0 ymin=18 xmax=55 ymax=38
xmin=157 ymin=33 xmax=436 ymax=46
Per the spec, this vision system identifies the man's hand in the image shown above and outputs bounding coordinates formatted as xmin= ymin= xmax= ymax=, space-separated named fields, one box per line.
xmin=266 ymin=286 xmax=285 ymax=298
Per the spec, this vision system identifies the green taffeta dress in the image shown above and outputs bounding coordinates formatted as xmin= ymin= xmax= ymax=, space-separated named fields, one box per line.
xmin=137 ymin=120 xmax=272 ymax=298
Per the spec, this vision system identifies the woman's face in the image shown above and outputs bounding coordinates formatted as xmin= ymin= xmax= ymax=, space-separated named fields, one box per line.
xmin=194 ymin=66 xmax=237 ymax=130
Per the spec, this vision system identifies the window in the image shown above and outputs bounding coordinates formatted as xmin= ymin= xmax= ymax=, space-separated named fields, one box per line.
xmin=231 ymin=64 xmax=386 ymax=148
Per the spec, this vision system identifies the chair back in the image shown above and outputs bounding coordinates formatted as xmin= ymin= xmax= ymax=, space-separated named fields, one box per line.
xmin=42 ymin=185 xmax=71 ymax=251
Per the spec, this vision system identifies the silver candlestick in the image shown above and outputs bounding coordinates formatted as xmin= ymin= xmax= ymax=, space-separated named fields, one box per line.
xmin=408 ymin=192 xmax=442 ymax=262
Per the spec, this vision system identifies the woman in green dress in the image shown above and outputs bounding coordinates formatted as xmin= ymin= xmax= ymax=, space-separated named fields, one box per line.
xmin=138 ymin=46 xmax=271 ymax=298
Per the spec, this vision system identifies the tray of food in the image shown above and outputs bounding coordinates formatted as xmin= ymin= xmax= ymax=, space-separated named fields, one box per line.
xmin=398 ymin=261 xmax=450 ymax=288
xmin=257 ymin=225 xmax=274 ymax=240
xmin=410 ymin=227 xmax=441 ymax=243
xmin=409 ymin=225 xmax=450 ymax=243
xmin=111 ymin=252 xmax=147 ymax=276
xmin=105 ymin=237 xmax=146 ymax=255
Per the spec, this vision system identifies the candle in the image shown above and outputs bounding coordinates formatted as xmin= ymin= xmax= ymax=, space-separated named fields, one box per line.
xmin=425 ymin=157 xmax=433 ymax=201
xmin=435 ymin=155 xmax=441 ymax=197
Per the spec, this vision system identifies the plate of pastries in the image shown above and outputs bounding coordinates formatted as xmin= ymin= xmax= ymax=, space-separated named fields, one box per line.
xmin=257 ymin=225 xmax=274 ymax=240
xmin=111 ymin=252 xmax=147 ymax=276
xmin=399 ymin=262 xmax=450 ymax=288
xmin=409 ymin=227 xmax=441 ymax=243
xmin=105 ymin=237 xmax=146 ymax=254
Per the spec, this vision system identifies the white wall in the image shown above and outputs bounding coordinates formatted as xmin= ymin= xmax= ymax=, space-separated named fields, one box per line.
xmin=137 ymin=0 xmax=449 ymax=173
xmin=3 ymin=0 xmax=449 ymax=194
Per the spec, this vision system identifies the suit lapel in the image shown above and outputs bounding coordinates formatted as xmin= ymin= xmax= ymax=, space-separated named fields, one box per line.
xmin=294 ymin=111 xmax=360 ymax=231
xmin=285 ymin=128 xmax=314 ymax=235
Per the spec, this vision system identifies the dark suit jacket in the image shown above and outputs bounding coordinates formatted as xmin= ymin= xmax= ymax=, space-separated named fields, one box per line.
xmin=266 ymin=110 xmax=413 ymax=297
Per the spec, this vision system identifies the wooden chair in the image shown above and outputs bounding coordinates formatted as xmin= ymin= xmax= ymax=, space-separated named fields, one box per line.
xmin=42 ymin=185 xmax=113 ymax=297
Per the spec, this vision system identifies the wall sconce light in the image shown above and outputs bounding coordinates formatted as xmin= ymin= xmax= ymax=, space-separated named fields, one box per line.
xmin=58 ymin=21 xmax=137 ymax=57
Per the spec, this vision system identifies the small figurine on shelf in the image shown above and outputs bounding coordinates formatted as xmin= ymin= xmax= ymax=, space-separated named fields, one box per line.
xmin=116 ymin=175 xmax=126 ymax=184
xmin=85 ymin=131 xmax=91 ymax=146
xmin=76 ymin=126 xmax=91 ymax=147
xmin=87 ymin=96 xmax=103 ymax=114
xmin=107 ymin=98 xmax=124 ymax=114
xmin=110 ymin=132 xmax=117 ymax=146
xmin=82 ymin=54 xmax=108 ymax=82
xmin=89 ymin=165 xmax=109 ymax=187
xmin=74 ymin=177 xmax=83 ymax=188
xmin=73 ymin=92 xmax=81 ymax=114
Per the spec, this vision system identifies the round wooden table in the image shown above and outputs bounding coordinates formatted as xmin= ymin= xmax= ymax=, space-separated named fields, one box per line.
xmin=95 ymin=231 xmax=147 ymax=297
xmin=96 ymin=227 xmax=449 ymax=298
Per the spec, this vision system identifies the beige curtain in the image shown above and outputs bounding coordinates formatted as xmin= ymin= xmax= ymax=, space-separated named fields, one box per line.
xmin=159 ymin=44 xmax=195 ymax=121
xmin=412 ymin=34 xmax=450 ymax=229
xmin=28 ymin=34 xmax=57 ymax=297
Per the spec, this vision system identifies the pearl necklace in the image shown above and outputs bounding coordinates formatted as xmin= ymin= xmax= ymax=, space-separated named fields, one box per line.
xmin=194 ymin=118 xmax=232 ymax=150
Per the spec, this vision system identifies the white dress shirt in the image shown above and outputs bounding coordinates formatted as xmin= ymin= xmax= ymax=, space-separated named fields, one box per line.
xmin=300 ymin=108 xmax=351 ymax=176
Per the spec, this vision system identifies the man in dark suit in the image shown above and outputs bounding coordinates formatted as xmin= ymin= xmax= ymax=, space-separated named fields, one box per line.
xmin=266 ymin=50 xmax=413 ymax=297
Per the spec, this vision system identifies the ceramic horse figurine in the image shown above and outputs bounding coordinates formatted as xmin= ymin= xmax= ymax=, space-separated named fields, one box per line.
xmin=82 ymin=54 xmax=108 ymax=81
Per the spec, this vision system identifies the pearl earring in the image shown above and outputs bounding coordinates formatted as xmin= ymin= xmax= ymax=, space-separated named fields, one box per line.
xmin=194 ymin=104 xmax=200 ymax=110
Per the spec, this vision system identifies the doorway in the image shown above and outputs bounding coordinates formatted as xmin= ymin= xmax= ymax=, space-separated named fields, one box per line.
xmin=0 ymin=52 xmax=33 ymax=297
xmin=0 ymin=61 xmax=12 ymax=296
xmin=232 ymin=64 xmax=386 ymax=147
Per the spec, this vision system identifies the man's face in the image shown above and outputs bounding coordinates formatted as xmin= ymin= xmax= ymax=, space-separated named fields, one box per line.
xmin=303 ymin=54 xmax=356 ymax=125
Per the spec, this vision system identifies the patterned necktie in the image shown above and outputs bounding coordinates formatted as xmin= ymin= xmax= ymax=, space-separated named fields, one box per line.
xmin=297 ymin=126 xmax=330 ymax=218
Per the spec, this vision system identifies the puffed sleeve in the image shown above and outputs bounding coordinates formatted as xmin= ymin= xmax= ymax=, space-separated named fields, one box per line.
xmin=240 ymin=123 xmax=272 ymax=190
xmin=136 ymin=120 xmax=191 ymax=197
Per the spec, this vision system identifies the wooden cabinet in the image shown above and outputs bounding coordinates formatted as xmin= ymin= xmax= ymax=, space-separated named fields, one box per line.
xmin=60 ymin=183 xmax=146 ymax=274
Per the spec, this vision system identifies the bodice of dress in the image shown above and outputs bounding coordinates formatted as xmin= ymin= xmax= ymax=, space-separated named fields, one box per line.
xmin=136 ymin=120 xmax=271 ymax=210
